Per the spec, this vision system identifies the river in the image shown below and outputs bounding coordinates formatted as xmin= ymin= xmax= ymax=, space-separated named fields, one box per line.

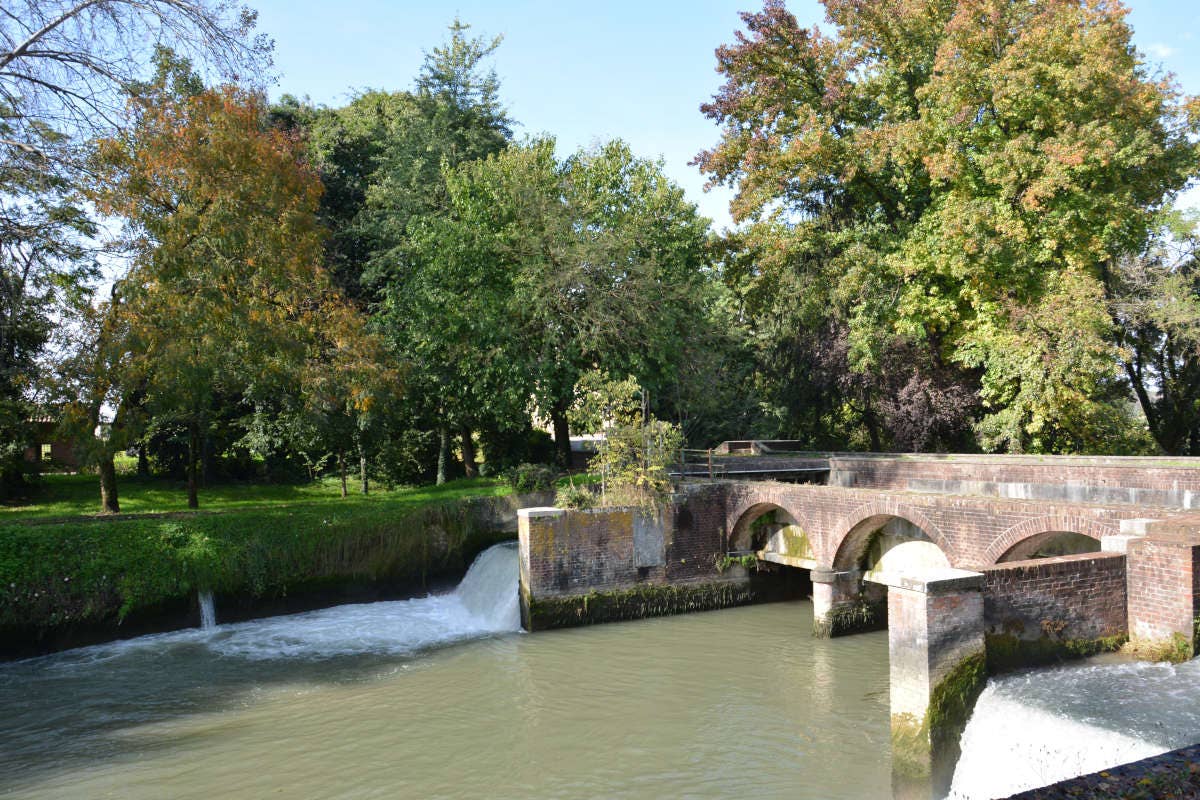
xmin=1 ymin=543 xmax=1197 ymax=800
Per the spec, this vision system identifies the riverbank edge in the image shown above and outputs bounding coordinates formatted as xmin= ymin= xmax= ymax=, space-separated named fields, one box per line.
xmin=1003 ymin=743 xmax=1200 ymax=799
xmin=0 ymin=491 xmax=552 ymax=660
xmin=519 ymin=570 xmax=810 ymax=631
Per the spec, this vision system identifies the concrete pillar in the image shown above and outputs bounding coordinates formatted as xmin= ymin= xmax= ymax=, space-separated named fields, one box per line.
xmin=810 ymin=567 xmax=884 ymax=637
xmin=881 ymin=569 xmax=986 ymax=800
xmin=1126 ymin=526 xmax=1200 ymax=658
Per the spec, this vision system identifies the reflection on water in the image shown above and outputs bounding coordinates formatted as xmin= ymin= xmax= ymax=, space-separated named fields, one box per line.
xmin=1 ymin=544 xmax=1196 ymax=800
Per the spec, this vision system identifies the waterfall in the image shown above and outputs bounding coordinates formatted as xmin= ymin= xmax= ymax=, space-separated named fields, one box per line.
xmin=181 ymin=542 xmax=520 ymax=660
xmin=948 ymin=659 xmax=1200 ymax=799
xmin=456 ymin=541 xmax=521 ymax=630
xmin=198 ymin=590 xmax=217 ymax=630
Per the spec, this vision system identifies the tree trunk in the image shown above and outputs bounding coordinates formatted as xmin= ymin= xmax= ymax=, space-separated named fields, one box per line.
xmin=550 ymin=403 xmax=571 ymax=469
xmin=136 ymin=444 xmax=149 ymax=477
xmin=186 ymin=419 xmax=199 ymax=509
xmin=98 ymin=455 xmax=120 ymax=514
xmin=436 ymin=426 xmax=449 ymax=485
xmin=338 ymin=449 xmax=347 ymax=498
xmin=201 ymin=428 xmax=210 ymax=488
xmin=358 ymin=441 xmax=369 ymax=495
xmin=461 ymin=426 xmax=477 ymax=478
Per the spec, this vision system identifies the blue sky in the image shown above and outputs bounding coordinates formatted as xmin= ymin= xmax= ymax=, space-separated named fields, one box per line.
xmin=250 ymin=1 xmax=1200 ymax=230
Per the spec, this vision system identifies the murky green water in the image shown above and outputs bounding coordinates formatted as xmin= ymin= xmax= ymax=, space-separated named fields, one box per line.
xmin=0 ymin=602 xmax=892 ymax=799
xmin=0 ymin=544 xmax=897 ymax=800
xmin=7 ymin=544 xmax=1198 ymax=800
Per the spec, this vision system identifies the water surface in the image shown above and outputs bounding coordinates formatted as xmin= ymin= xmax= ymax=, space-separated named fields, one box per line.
xmin=3 ymin=544 xmax=1199 ymax=800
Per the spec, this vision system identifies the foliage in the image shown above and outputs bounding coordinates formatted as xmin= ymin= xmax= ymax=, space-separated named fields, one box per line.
xmin=505 ymin=463 xmax=558 ymax=494
xmin=1109 ymin=211 xmax=1200 ymax=455
xmin=698 ymin=0 xmax=1200 ymax=453
xmin=591 ymin=417 xmax=684 ymax=504
xmin=554 ymin=479 xmax=594 ymax=510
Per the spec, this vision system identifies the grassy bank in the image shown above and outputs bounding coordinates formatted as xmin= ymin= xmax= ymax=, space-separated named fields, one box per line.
xmin=3 ymin=473 xmax=512 ymax=520
xmin=0 ymin=476 xmax=523 ymax=650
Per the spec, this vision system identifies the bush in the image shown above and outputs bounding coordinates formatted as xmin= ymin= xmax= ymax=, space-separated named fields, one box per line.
xmin=555 ymin=481 xmax=594 ymax=510
xmin=506 ymin=462 xmax=557 ymax=493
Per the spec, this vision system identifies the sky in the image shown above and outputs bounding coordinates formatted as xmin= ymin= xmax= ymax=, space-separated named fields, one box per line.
xmin=248 ymin=0 xmax=1200 ymax=231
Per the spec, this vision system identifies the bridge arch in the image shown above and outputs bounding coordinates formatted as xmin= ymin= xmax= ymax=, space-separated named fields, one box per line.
xmin=830 ymin=500 xmax=955 ymax=571
xmin=728 ymin=502 xmax=803 ymax=552
xmin=984 ymin=516 xmax=1119 ymax=565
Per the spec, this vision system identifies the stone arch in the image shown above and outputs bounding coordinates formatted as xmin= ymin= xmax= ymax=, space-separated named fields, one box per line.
xmin=984 ymin=516 xmax=1119 ymax=565
xmin=830 ymin=500 xmax=955 ymax=570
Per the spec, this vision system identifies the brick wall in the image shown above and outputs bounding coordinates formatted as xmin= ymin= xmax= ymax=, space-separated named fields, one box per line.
xmin=981 ymin=552 xmax=1127 ymax=645
xmin=1126 ymin=532 xmax=1200 ymax=644
xmin=830 ymin=455 xmax=1200 ymax=510
xmin=720 ymin=481 xmax=1158 ymax=568
xmin=665 ymin=483 xmax=729 ymax=581
xmin=520 ymin=508 xmax=664 ymax=598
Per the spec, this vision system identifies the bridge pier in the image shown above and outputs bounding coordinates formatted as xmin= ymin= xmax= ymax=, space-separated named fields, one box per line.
xmin=810 ymin=568 xmax=886 ymax=637
xmin=1124 ymin=526 xmax=1200 ymax=658
xmin=878 ymin=569 xmax=987 ymax=800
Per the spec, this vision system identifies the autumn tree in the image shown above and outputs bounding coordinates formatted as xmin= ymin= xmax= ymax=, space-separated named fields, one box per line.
xmin=0 ymin=0 xmax=268 ymax=498
xmin=89 ymin=78 xmax=363 ymax=509
xmin=698 ymin=0 xmax=1200 ymax=453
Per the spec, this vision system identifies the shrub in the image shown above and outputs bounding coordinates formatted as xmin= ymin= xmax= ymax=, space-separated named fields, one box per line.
xmin=506 ymin=462 xmax=557 ymax=493
xmin=555 ymin=482 xmax=594 ymax=510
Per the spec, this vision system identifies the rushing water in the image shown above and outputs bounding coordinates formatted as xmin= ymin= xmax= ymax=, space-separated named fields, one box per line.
xmin=0 ymin=543 xmax=1196 ymax=800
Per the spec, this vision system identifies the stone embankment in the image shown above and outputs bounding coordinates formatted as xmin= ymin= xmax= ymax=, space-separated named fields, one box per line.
xmin=1003 ymin=744 xmax=1200 ymax=799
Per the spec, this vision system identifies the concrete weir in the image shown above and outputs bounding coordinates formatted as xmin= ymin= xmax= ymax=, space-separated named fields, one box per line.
xmin=518 ymin=453 xmax=1200 ymax=794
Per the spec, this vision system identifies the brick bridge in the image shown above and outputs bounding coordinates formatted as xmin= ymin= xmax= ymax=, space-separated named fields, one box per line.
xmin=518 ymin=453 xmax=1200 ymax=795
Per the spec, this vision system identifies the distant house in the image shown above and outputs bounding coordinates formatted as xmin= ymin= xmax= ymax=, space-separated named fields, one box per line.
xmin=22 ymin=418 xmax=80 ymax=469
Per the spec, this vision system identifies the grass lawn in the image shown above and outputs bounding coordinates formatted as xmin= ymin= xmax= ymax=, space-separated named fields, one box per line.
xmin=2 ymin=473 xmax=513 ymax=521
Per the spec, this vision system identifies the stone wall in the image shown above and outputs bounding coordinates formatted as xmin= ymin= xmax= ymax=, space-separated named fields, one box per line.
xmin=980 ymin=552 xmax=1128 ymax=669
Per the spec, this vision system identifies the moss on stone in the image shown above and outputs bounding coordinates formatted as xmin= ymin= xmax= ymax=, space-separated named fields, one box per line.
xmin=890 ymin=711 xmax=932 ymax=780
xmin=1123 ymin=632 xmax=1194 ymax=664
xmin=890 ymin=651 xmax=987 ymax=785
xmin=927 ymin=651 xmax=987 ymax=741
xmin=527 ymin=580 xmax=760 ymax=630
xmin=986 ymin=631 xmax=1128 ymax=672
xmin=812 ymin=598 xmax=887 ymax=638
xmin=524 ymin=566 xmax=814 ymax=631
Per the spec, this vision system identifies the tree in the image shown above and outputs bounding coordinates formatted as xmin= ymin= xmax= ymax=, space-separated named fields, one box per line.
xmin=1108 ymin=211 xmax=1200 ymax=455
xmin=355 ymin=19 xmax=514 ymax=482
xmin=1 ymin=0 xmax=269 ymax=160
xmin=407 ymin=139 xmax=712 ymax=467
xmin=89 ymin=80 xmax=356 ymax=508
xmin=0 ymin=123 xmax=96 ymax=497
xmin=698 ymin=0 xmax=1200 ymax=453
xmin=0 ymin=0 xmax=268 ymax=499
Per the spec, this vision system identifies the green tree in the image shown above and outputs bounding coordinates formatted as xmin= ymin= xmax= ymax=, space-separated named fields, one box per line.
xmin=698 ymin=0 xmax=1200 ymax=453
xmin=1108 ymin=211 xmax=1200 ymax=455
xmin=408 ymin=139 xmax=712 ymax=467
